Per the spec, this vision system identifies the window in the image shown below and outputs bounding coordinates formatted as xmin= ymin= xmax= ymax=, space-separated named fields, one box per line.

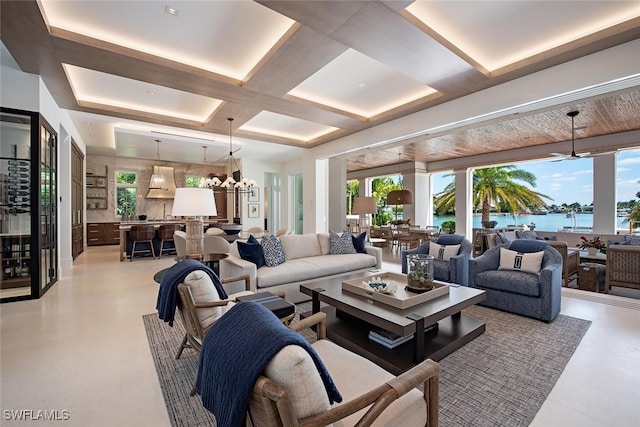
xmin=185 ymin=175 xmax=202 ymax=188
xmin=115 ymin=171 xmax=137 ymax=217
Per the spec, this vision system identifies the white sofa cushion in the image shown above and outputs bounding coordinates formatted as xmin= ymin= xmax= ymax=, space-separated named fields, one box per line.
xmin=314 ymin=340 xmax=426 ymax=427
xmin=257 ymin=254 xmax=377 ymax=288
xmin=318 ymin=233 xmax=331 ymax=255
xmin=280 ymin=233 xmax=322 ymax=260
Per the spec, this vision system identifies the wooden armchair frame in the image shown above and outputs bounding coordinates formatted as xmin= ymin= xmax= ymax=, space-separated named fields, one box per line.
xmin=606 ymin=245 xmax=640 ymax=293
xmin=548 ymin=241 xmax=579 ymax=286
xmin=175 ymin=273 xmax=251 ymax=360
xmin=248 ymin=312 xmax=440 ymax=427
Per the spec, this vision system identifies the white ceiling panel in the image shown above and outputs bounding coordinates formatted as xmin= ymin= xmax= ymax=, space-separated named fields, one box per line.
xmin=63 ymin=64 xmax=222 ymax=122
xmin=288 ymin=49 xmax=437 ymax=118
xmin=241 ymin=111 xmax=339 ymax=142
xmin=40 ymin=0 xmax=295 ymax=80
xmin=407 ymin=0 xmax=640 ymax=71
xmin=3 ymin=1 xmax=638 ymax=171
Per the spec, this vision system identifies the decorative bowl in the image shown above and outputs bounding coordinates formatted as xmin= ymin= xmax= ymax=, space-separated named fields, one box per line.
xmin=362 ymin=277 xmax=397 ymax=294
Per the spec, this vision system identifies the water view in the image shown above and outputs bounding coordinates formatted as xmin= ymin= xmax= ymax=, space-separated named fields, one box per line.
xmin=432 ymin=213 xmax=632 ymax=232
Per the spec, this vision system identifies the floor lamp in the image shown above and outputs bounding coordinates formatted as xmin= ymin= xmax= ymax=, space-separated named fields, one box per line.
xmin=352 ymin=196 xmax=378 ymax=238
xmin=172 ymin=188 xmax=217 ymax=259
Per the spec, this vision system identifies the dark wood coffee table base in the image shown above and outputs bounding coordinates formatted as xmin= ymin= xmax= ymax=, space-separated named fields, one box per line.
xmin=304 ymin=306 xmax=484 ymax=376
xmin=300 ymin=280 xmax=486 ymax=376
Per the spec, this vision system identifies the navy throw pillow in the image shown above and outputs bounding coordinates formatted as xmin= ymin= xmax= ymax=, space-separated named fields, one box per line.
xmin=509 ymin=239 xmax=548 ymax=253
xmin=237 ymin=235 xmax=265 ymax=268
xmin=351 ymin=231 xmax=367 ymax=253
xmin=436 ymin=234 xmax=464 ymax=245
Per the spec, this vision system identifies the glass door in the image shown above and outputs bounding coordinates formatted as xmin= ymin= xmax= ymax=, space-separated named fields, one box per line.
xmin=0 ymin=110 xmax=32 ymax=299
xmin=1 ymin=108 xmax=58 ymax=302
xmin=39 ymin=118 xmax=57 ymax=294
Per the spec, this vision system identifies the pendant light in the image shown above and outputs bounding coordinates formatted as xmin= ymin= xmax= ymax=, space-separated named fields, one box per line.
xmin=387 ymin=153 xmax=412 ymax=221
xmin=149 ymin=139 xmax=166 ymax=190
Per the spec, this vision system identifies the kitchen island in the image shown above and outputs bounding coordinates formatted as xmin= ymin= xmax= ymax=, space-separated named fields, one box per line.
xmin=118 ymin=221 xmax=184 ymax=262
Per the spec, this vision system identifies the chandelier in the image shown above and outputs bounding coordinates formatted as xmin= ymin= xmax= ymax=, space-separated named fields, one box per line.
xmin=201 ymin=118 xmax=256 ymax=194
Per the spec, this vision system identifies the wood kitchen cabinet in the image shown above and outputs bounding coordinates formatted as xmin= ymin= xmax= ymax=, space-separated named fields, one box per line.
xmin=87 ymin=222 xmax=120 ymax=246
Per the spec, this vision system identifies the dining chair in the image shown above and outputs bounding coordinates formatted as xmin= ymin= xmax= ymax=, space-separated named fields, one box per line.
xmin=205 ymin=227 xmax=225 ymax=236
xmin=203 ymin=235 xmax=230 ymax=255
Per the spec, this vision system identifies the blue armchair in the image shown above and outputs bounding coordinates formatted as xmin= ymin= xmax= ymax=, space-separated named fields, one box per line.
xmin=469 ymin=240 xmax=562 ymax=322
xmin=401 ymin=234 xmax=472 ymax=286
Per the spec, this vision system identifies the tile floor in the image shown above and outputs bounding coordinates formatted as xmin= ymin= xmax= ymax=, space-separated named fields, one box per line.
xmin=1 ymin=245 xmax=639 ymax=426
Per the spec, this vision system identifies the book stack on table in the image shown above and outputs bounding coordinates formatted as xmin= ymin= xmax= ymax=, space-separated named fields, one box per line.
xmin=368 ymin=328 xmax=413 ymax=349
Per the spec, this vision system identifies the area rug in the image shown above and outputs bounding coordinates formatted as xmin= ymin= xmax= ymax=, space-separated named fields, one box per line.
xmin=143 ymin=305 xmax=591 ymax=427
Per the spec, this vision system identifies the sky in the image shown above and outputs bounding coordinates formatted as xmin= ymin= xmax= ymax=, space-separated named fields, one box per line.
xmin=432 ymin=148 xmax=640 ymax=206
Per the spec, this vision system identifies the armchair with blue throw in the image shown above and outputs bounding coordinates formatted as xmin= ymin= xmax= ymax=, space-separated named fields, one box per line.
xmin=469 ymin=239 xmax=562 ymax=322
xmin=401 ymin=234 xmax=472 ymax=286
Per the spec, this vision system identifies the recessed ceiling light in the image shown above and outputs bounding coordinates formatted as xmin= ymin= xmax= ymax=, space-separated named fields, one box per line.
xmin=147 ymin=90 xmax=156 ymax=96
xmin=164 ymin=5 xmax=178 ymax=16
xmin=164 ymin=5 xmax=178 ymax=15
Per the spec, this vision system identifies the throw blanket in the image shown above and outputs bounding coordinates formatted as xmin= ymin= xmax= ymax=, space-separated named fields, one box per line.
xmin=156 ymin=259 xmax=228 ymax=326
xmin=196 ymin=301 xmax=342 ymax=427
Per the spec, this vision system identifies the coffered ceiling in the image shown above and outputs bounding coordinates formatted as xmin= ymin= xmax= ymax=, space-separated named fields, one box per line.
xmin=1 ymin=1 xmax=639 ymax=170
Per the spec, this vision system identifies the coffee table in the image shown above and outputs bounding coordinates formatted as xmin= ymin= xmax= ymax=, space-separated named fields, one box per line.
xmin=300 ymin=277 xmax=486 ymax=375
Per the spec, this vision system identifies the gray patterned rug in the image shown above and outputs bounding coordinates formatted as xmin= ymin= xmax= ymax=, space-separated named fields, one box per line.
xmin=143 ymin=304 xmax=591 ymax=427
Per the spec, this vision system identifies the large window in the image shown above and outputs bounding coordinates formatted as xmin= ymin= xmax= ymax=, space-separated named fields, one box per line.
xmin=115 ymin=171 xmax=137 ymax=217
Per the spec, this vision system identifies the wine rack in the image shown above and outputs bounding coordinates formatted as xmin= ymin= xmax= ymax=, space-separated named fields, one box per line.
xmin=1 ymin=235 xmax=31 ymax=288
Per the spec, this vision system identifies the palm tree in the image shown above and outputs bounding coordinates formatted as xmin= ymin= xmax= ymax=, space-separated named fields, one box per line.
xmin=434 ymin=166 xmax=552 ymax=223
xmin=346 ymin=180 xmax=360 ymax=214
xmin=371 ymin=177 xmax=401 ymax=225
xmin=623 ymin=186 xmax=640 ymax=224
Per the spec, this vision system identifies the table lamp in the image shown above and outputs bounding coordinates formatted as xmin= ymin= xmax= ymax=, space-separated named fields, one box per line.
xmin=172 ymin=187 xmax=217 ymax=259
xmin=352 ymin=196 xmax=378 ymax=238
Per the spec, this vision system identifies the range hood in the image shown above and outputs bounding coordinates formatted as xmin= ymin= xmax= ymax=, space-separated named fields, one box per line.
xmin=145 ymin=166 xmax=176 ymax=199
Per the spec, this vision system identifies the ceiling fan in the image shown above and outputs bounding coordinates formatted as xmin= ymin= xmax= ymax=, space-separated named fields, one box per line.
xmin=550 ymin=110 xmax=588 ymax=161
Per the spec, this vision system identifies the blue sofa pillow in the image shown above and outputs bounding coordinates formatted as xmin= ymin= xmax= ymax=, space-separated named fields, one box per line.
xmin=237 ymin=235 xmax=265 ymax=268
xmin=435 ymin=234 xmax=464 ymax=245
xmin=509 ymin=239 xmax=548 ymax=253
xmin=329 ymin=229 xmax=357 ymax=254
xmin=351 ymin=231 xmax=367 ymax=253
xmin=261 ymin=235 xmax=286 ymax=267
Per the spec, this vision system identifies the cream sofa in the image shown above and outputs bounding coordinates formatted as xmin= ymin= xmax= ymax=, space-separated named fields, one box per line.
xmin=220 ymin=233 xmax=382 ymax=302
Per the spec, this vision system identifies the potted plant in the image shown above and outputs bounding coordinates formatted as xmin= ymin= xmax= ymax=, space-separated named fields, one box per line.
xmin=481 ymin=220 xmax=498 ymax=228
xmin=406 ymin=254 xmax=434 ymax=292
xmin=577 ymin=236 xmax=606 ymax=255
xmin=441 ymin=220 xmax=456 ymax=234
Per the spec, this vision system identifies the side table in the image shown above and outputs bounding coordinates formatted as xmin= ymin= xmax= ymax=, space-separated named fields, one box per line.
xmin=577 ymin=263 xmax=606 ymax=292
xmin=368 ymin=238 xmax=386 ymax=248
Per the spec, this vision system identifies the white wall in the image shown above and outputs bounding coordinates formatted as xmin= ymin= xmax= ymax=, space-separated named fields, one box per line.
xmin=2 ymin=42 xmax=86 ymax=275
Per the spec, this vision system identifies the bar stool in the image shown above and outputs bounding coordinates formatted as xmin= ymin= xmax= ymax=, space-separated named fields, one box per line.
xmin=157 ymin=224 xmax=181 ymax=257
xmin=129 ymin=225 xmax=156 ymax=261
